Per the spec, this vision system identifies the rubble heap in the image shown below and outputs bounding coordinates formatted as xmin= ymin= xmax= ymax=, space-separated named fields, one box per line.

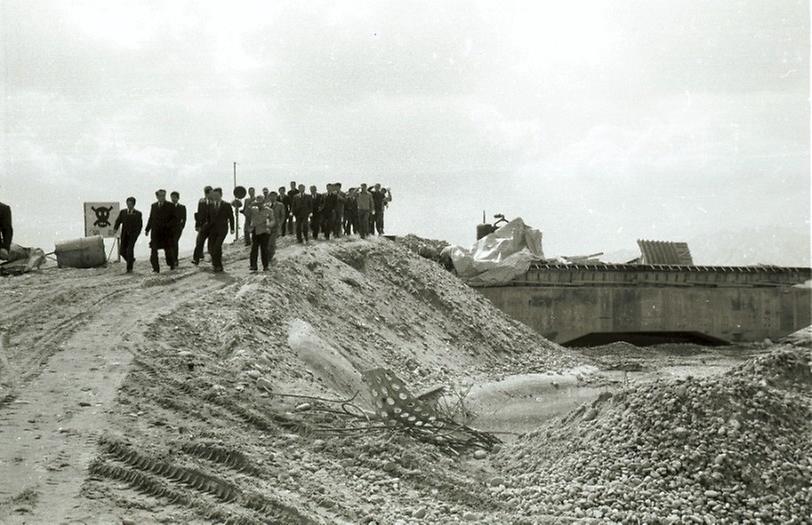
xmin=494 ymin=347 xmax=812 ymax=523
xmin=395 ymin=234 xmax=450 ymax=265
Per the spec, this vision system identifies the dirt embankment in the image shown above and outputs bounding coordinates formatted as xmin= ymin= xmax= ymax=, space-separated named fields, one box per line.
xmin=4 ymin=234 xmax=806 ymax=524
xmin=0 ymin=236 xmax=576 ymax=524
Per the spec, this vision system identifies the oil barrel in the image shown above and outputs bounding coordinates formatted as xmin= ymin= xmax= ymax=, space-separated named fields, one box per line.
xmin=55 ymin=236 xmax=107 ymax=268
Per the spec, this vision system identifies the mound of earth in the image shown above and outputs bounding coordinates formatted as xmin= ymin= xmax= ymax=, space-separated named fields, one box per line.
xmin=0 ymin=236 xmax=575 ymax=523
xmin=494 ymin=347 xmax=812 ymax=523
xmin=781 ymin=325 xmax=812 ymax=348
xmin=395 ymin=234 xmax=451 ymax=266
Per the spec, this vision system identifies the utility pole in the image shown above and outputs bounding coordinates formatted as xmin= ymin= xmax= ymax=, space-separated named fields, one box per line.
xmin=233 ymin=161 xmax=239 ymax=242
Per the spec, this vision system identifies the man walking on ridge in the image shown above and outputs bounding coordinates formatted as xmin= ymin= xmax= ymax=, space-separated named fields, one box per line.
xmin=114 ymin=196 xmax=142 ymax=273
xmin=205 ymin=188 xmax=234 ymax=273
xmin=309 ymin=185 xmax=323 ymax=239
xmin=356 ymin=184 xmax=374 ymax=239
xmin=267 ymin=190 xmax=285 ymax=262
xmin=242 ymin=186 xmax=256 ymax=246
xmin=170 ymin=191 xmax=186 ymax=267
xmin=145 ymin=189 xmax=177 ymax=273
xmin=333 ymin=182 xmax=345 ymax=238
xmin=278 ymin=185 xmax=290 ymax=237
xmin=372 ymin=183 xmax=391 ymax=235
xmin=247 ymin=194 xmax=274 ymax=271
xmin=286 ymin=181 xmax=300 ymax=236
xmin=321 ymin=183 xmax=337 ymax=240
xmin=291 ymin=184 xmax=312 ymax=244
xmin=192 ymin=186 xmax=213 ymax=265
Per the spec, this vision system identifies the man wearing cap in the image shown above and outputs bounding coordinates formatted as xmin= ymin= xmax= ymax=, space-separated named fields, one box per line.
xmin=247 ymin=194 xmax=275 ymax=271
xmin=114 ymin=197 xmax=143 ymax=273
xmin=356 ymin=184 xmax=374 ymax=239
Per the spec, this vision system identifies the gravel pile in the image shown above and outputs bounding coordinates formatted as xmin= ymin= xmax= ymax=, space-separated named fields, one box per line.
xmin=395 ymin=234 xmax=451 ymax=266
xmin=728 ymin=346 xmax=811 ymax=394
xmin=781 ymin=326 xmax=812 ymax=348
xmin=494 ymin=347 xmax=812 ymax=523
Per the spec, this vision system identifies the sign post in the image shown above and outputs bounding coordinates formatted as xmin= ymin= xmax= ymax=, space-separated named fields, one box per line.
xmin=83 ymin=202 xmax=121 ymax=261
xmin=233 ymin=161 xmax=239 ymax=242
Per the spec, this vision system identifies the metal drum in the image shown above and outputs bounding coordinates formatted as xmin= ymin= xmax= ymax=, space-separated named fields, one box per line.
xmin=55 ymin=236 xmax=106 ymax=268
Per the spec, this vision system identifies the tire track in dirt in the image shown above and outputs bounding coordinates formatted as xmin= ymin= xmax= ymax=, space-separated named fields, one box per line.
xmin=0 ymin=266 xmax=229 ymax=524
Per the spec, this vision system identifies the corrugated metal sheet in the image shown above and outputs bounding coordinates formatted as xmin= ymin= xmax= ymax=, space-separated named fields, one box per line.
xmin=637 ymin=239 xmax=694 ymax=265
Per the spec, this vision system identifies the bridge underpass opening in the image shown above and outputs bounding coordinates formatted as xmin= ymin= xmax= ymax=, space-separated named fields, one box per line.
xmin=561 ymin=331 xmax=730 ymax=348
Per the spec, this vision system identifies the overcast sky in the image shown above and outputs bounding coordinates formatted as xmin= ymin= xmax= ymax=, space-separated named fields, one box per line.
xmin=1 ymin=0 xmax=809 ymax=260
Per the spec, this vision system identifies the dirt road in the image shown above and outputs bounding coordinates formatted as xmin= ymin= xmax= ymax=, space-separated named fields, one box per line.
xmin=0 ymin=237 xmax=573 ymax=524
xmin=0 ymin=257 xmax=230 ymax=523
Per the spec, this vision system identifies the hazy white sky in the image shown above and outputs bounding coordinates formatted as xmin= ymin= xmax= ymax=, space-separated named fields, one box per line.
xmin=1 ymin=0 xmax=809 ymax=259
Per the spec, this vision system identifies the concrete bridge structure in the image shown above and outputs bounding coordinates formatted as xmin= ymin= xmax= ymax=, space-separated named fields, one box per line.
xmin=477 ymin=263 xmax=811 ymax=346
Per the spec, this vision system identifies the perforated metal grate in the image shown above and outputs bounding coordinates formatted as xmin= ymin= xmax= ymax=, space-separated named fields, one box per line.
xmin=362 ymin=368 xmax=443 ymax=429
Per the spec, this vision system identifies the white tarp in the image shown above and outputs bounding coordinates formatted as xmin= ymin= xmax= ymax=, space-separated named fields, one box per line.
xmin=441 ymin=217 xmax=544 ymax=286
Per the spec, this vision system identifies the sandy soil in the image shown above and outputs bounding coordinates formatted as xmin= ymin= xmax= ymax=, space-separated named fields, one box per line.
xmin=0 ymin=236 xmax=571 ymax=524
xmin=0 ymin=236 xmax=802 ymax=524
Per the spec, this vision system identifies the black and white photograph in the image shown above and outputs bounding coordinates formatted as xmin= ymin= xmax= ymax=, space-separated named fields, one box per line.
xmin=0 ymin=1 xmax=810 ymax=523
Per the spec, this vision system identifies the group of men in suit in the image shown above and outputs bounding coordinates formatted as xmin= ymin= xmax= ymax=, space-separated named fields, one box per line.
xmin=245 ymin=180 xmax=392 ymax=246
xmin=110 ymin=180 xmax=391 ymax=274
xmin=113 ymin=189 xmax=188 ymax=273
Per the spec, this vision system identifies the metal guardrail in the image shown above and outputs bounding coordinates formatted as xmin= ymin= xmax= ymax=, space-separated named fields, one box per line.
xmin=514 ymin=263 xmax=812 ymax=288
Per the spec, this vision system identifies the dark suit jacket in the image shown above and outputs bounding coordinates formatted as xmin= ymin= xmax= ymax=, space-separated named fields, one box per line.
xmin=0 ymin=202 xmax=12 ymax=251
xmin=322 ymin=193 xmax=337 ymax=214
xmin=194 ymin=198 xmax=210 ymax=229
xmin=114 ymin=209 xmax=143 ymax=237
xmin=145 ymin=202 xmax=177 ymax=244
xmin=291 ymin=193 xmax=313 ymax=217
xmin=173 ymin=203 xmax=187 ymax=233
xmin=206 ymin=201 xmax=234 ymax=235
xmin=310 ymin=193 xmax=324 ymax=215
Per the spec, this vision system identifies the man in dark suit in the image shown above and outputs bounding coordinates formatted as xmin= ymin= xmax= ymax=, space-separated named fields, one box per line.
xmin=205 ymin=187 xmax=234 ymax=272
xmin=113 ymin=196 xmax=143 ymax=273
xmin=321 ymin=183 xmax=337 ymax=240
xmin=192 ymin=186 xmax=212 ymax=265
xmin=170 ymin=191 xmax=187 ymax=267
xmin=145 ymin=189 xmax=177 ymax=273
xmin=277 ymin=186 xmax=289 ymax=237
xmin=0 ymin=201 xmax=12 ymax=254
xmin=286 ymin=181 xmax=300 ymax=235
xmin=308 ymin=185 xmax=323 ymax=239
xmin=291 ymin=184 xmax=312 ymax=244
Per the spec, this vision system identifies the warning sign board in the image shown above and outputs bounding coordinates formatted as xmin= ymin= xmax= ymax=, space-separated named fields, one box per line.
xmin=84 ymin=202 xmax=120 ymax=238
